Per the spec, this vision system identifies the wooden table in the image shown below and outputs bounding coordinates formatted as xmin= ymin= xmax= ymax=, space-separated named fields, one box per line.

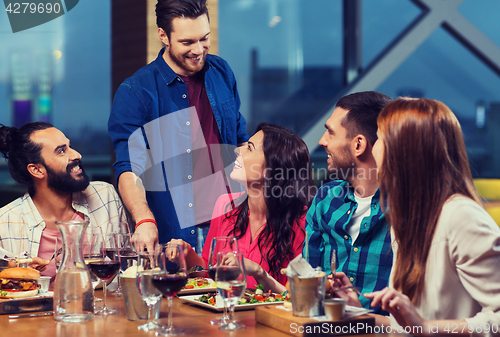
xmin=0 ymin=290 xmax=409 ymax=337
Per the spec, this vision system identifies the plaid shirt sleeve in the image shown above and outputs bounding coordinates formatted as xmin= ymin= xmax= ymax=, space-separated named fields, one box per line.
xmin=304 ymin=181 xmax=393 ymax=313
xmin=0 ymin=181 xmax=127 ymax=258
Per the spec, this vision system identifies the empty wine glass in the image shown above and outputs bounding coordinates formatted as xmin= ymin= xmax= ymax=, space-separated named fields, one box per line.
xmin=87 ymin=233 xmax=120 ymax=315
xmin=215 ymin=252 xmax=246 ymax=331
xmin=136 ymin=247 xmax=165 ymax=332
xmin=207 ymin=237 xmax=239 ymax=325
xmin=152 ymin=242 xmax=188 ymax=336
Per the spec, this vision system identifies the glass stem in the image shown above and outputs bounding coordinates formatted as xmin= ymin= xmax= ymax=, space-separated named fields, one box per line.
xmin=167 ymin=296 xmax=173 ymax=331
xmin=227 ymin=301 xmax=236 ymax=323
xmin=222 ymin=299 xmax=229 ymax=323
xmin=147 ymin=303 xmax=154 ymax=325
xmin=103 ymin=282 xmax=107 ymax=309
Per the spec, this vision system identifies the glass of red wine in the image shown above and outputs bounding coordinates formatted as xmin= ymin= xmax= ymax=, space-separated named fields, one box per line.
xmin=215 ymin=252 xmax=247 ymax=331
xmin=136 ymin=246 xmax=165 ymax=331
xmin=152 ymin=242 xmax=188 ymax=336
xmin=82 ymin=232 xmax=104 ymax=306
xmin=207 ymin=237 xmax=239 ymax=325
xmin=87 ymin=233 xmax=121 ymax=315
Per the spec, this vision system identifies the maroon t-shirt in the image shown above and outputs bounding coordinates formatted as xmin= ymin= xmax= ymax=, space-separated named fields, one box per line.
xmin=179 ymin=72 xmax=228 ymax=224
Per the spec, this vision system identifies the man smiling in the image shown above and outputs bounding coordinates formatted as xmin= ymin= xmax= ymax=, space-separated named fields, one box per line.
xmin=304 ymin=91 xmax=393 ymax=313
xmin=108 ymin=0 xmax=248 ymax=254
xmin=0 ymin=122 xmax=126 ymax=281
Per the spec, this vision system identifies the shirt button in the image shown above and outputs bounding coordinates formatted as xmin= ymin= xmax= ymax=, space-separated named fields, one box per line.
xmin=350 ymin=277 xmax=354 ymax=282
xmin=187 ymin=149 xmax=191 ymax=153
xmin=188 ymin=175 xmax=192 ymax=180
xmin=344 ymin=235 xmax=349 ymax=240
xmin=177 ymin=78 xmax=181 ymax=82
xmin=191 ymin=230 xmax=195 ymax=234
xmin=353 ymin=247 xmax=359 ymax=252
xmin=347 ymin=210 xmax=351 ymax=215
xmin=182 ymin=94 xmax=187 ymax=99
xmin=186 ymin=121 xmax=190 ymax=126
xmin=188 ymin=203 xmax=193 ymax=207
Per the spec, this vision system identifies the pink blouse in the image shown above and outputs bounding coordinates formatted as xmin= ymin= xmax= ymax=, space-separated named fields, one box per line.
xmin=202 ymin=193 xmax=306 ymax=288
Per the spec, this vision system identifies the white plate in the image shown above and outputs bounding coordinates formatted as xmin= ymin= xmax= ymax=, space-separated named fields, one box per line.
xmin=179 ymin=294 xmax=283 ymax=312
xmin=178 ymin=278 xmax=216 ymax=295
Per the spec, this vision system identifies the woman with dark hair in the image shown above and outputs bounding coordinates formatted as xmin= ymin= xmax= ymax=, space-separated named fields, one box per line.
xmin=171 ymin=123 xmax=314 ymax=292
xmin=360 ymin=98 xmax=500 ymax=334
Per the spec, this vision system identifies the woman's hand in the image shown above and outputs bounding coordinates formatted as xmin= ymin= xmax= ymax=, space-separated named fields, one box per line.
xmin=364 ymin=287 xmax=426 ymax=332
xmin=167 ymin=239 xmax=193 ymax=258
xmin=327 ymin=271 xmax=362 ymax=307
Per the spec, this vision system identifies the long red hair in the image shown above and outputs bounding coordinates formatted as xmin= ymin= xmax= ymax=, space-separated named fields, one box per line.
xmin=377 ymin=98 xmax=481 ymax=303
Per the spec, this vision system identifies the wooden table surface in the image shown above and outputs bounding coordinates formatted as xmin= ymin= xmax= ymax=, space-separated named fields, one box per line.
xmin=1 ymin=290 xmax=409 ymax=337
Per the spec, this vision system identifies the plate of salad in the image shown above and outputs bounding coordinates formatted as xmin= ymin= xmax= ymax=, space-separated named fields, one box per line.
xmin=178 ymin=277 xmax=217 ymax=295
xmin=179 ymin=285 xmax=287 ymax=312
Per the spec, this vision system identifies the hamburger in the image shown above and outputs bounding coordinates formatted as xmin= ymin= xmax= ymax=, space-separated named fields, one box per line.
xmin=0 ymin=267 xmax=40 ymax=298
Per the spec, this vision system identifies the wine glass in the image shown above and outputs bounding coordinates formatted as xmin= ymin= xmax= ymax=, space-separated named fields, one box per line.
xmin=82 ymin=233 xmax=104 ymax=305
xmin=87 ymin=233 xmax=121 ymax=315
xmin=215 ymin=252 xmax=247 ymax=331
xmin=152 ymin=242 xmax=188 ymax=336
xmin=136 ymin=247 xmax=165 ymax=332
xmin=112 ymin=233 xmax=138 ymax=296
xmin=207 ymin=237 xmax=239 ymax=325
xmin=105 ymin=220 xmax=131 ymax=297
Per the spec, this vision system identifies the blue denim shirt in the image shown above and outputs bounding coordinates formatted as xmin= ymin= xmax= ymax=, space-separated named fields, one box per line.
xmin=108 ymin=48 xmax=249 ymax=247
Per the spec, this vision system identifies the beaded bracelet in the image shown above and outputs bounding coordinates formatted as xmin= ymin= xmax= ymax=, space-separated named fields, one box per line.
xmin=135 ymin=218 xmax=157 ymax=230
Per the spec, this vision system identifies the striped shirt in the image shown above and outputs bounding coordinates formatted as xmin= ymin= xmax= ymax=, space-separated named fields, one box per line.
xmin=0 ymin=181 xmax=126 ymax=258
xmin=304 ymin=180 xmax=393 ymax=312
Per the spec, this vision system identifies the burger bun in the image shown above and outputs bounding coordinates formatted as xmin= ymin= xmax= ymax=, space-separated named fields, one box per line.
xmin=0 ymin=289 xmax=39 ymax=299
xmin=0 ymin=267 xmax=40 ymax=280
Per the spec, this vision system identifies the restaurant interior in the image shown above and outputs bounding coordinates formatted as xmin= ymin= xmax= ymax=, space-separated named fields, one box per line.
xmin=0 ymin=0 xmax=500 ymax=335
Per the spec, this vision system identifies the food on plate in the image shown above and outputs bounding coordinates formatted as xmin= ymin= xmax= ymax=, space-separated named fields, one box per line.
xmin=196 ymin=284 xmax=286 ymax=305
xmin=183 ymin=277 xmax=215 ymax=290
xmin=0 ymin=267 xmax=40 ymax=298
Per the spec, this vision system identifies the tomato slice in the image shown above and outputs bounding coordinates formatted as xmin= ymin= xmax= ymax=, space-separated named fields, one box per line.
xmin=184 ymin=285 xmax=194 ymax=289
xmin=255 ymin=295 xmax=264 ymax=301
xmin=275 ymin=294 xmax=283 ymax=300
xmin=197 ymin=282 xmax=205 ymax=287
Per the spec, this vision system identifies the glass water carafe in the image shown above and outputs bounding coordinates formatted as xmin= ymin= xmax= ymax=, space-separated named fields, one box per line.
xmin=54 ymin=220 xmax=94 ymax=322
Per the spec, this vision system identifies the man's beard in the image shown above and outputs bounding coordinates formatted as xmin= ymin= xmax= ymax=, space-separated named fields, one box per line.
xmin=328 ymin=144 xmax=357 ymax=180
xmin=45 ymin=160 xmax=90 ymax=194
xmin=168 ymin=46 xmax=206 ymax=75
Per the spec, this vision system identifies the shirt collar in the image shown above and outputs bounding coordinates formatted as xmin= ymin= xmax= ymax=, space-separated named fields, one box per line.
xmin=20 ymin=191 xmax=91 ymax=229
xmin=155 ymin=47 xmax=211 ymax=85
xmin=21 ymin=193 xmax=44 ymax=229
xmin=342 ymin=182 xmax=381 ymax=205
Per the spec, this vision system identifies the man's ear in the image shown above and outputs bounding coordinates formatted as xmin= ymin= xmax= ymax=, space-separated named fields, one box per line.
xmin=158 ymin=28 xmax=169 ymax=47
xmin=351 ymin=134 xmax=368 ymax=158
xmin=27 ymin=163 xmax=45 ymax=179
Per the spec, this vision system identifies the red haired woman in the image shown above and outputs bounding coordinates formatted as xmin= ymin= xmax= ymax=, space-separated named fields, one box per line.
xmin=365 ymin=98 xmax=500 ymax=335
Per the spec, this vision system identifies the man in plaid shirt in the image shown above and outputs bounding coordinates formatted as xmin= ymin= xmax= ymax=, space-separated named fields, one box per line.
xmin=304 ymin=91 xmax=393 ymax=313
xmin=0 ymin=122 xmax=126 ymax=277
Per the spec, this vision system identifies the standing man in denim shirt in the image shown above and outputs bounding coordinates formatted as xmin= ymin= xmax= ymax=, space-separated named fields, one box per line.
xmin=108 ymin=0 xmax=249 ymax=254
xmin=304 ymin=91 xmax=392 ymax=313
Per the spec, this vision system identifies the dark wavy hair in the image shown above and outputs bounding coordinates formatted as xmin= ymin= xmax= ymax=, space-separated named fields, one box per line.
xmin=156 ymin=0 xmax=209 ymax=38
xmin=0 ymin=122 xmax=53 ymax=195
xmin=227 ymin=123 xmax=314 ymax=279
